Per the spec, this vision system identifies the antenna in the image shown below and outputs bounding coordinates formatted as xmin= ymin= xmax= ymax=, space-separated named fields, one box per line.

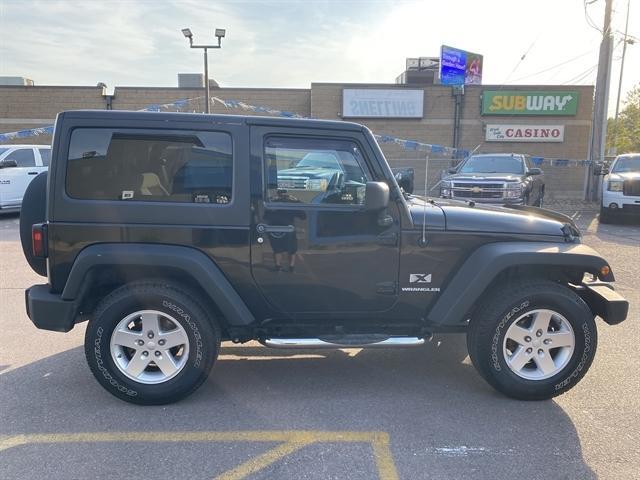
xmin=420 ymin=153 xmax=430 ymax=247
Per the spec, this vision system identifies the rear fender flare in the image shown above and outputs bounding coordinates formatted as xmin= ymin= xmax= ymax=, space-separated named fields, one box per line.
xmin=62 ymin=243 xmax=255 ymax=326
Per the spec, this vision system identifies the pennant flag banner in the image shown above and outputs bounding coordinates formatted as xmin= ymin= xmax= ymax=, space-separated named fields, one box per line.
xmin=0 ymin=95 xmax=593 ymax=166
xmin=0 ymin=126 xmax=54 ymax=142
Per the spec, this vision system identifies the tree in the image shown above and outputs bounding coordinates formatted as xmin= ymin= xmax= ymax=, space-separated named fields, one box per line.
xmin=607 ymin=84 xmax=640 ymax=154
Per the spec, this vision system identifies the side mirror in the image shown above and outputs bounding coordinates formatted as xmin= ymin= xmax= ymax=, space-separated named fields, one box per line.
xmin=593 ymin=164 xmax=609 ymax=176
xmin=448 ymin=167 xmax=457 ymax=174
xmin=0 ymin=159 xmax=18 ymax=169
xmin=394 ymin=173 xmax=414 ymax=194
xmin=364 ymin=181 xmax=389 ymax=211
xmin=527 ymin=167 xmax=542 ymax=176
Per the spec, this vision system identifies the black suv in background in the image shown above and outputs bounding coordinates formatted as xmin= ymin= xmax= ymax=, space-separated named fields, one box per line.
xmin=440 ymin=153 xmax=545 ymax=206
xmin=20 ymin=111 xmax=627 ymax=405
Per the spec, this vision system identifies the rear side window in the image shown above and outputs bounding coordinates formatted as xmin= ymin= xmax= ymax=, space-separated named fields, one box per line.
xmin=39 ymin=149 xmax=51 ymax=166
xmin=66 ymin=128 xmax=233 ymax=204
xmin=5 ymin=148 xmax=36 ymax=167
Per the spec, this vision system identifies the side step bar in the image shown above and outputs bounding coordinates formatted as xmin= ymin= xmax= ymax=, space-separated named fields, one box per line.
xmin=261 ymin=336 xmax=426 ymax=349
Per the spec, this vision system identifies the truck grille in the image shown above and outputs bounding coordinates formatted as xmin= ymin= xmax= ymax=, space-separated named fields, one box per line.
xmin=622 ymin=179 xmax=640 ymax=197
xmin=452 ymin=182 xmax=505 ymax=199
xmin=277 ymin=176 xmax=308 ymax=190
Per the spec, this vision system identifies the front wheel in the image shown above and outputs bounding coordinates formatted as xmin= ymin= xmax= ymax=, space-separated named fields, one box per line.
xmin=467 ymin=280 xmax=597 ymax=400
xmin=85 ymin=282 xmax=220 ymax=405
xmin=600 ymin=206 xmax=614 ymax=224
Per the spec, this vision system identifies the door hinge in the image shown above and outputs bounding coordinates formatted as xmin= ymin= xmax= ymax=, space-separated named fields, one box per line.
xmin=376 ymin=281 xmax=397 ymax=295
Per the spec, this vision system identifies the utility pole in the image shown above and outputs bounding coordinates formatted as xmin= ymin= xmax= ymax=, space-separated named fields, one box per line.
xmin=585 ymin=0 xmax=614 ymax=201
xmin=610 ymin=0 xmax=633 ymax=155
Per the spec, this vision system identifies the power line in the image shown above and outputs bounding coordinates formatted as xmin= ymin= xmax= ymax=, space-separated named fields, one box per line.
xmin=562 ymin=64 xmax=599 ymax=84
xmin=502 ymin=36 xmax=540 ymax=84
xmin=510 ymin=48 xmax=597 ymax=82
xmin=584 ymin=0 xmax=603 ymax=33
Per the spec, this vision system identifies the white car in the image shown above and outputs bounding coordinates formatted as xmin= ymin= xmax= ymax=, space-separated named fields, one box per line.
xmin=0 ymin=145 xmax=50 ymax=213
xmin=600 ymin=153 xmax=640 ymax=223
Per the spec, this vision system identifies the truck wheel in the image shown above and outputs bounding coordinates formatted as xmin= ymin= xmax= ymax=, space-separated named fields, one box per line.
xmin=599 ymin=206 xmax=613 ymax=224
xmin=85 ymin=282 xmax=220 ymax=405
xmin=467 ymin=280 xmax=597 ymax=400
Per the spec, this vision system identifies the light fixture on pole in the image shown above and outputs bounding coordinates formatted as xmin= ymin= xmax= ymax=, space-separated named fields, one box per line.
xmin=181 ymin=27 xmax=226 ymax=114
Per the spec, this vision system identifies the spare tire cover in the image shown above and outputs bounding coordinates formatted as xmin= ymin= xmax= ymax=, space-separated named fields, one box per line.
xmin=19 ymin=171 xmax=47 ymax=276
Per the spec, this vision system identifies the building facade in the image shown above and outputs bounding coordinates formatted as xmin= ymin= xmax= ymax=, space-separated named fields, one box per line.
xmin=0 ymin=82 xmax=593 ymax=198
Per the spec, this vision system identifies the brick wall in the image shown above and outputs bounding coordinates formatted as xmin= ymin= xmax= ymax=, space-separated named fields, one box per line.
xmin=110 ymin=87 xmax=311 ymax=116
xmin=0 ymin=82 xmax=592 ymax=198
xmin=0 ymin=85 xmax=107 ymax=144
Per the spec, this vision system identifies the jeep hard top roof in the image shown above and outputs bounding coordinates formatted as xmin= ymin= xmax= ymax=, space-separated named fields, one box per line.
xmin=58 ymin=110 xmax=368 ymax=132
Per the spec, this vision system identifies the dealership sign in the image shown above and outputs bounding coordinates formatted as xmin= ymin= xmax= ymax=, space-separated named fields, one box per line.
xmin=486 ymin=124 xmax=565 ymax=142
xmin=440 ymin=45 xmax=483 ymax=85
xmin=342 ymin=89 xmax=424 ymax=118
xmin=482 ymin=91 xmax=579 ymax=115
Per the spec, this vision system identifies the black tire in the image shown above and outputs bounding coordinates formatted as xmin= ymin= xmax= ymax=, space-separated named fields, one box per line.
xmin=19 ymin=171 xmax=47 ymax=276
xmin=535 ymin=189 xmax=544 ymax=207
xmin=599 ymin=206 xmax=614 ymax=224
xmin=85 ymin=282 xmax=220 ymax=405
xmin=467 ymin=280 xmax=597 ymax=400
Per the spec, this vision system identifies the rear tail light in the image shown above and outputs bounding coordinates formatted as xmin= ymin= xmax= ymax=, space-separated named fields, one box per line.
xmin=32 ymin=223 xmax=48 ymax=258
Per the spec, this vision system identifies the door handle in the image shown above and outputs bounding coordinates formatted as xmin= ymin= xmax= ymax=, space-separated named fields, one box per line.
xmin=256 ymin=223 xmax=295 ymax=234
xmin=28 ymin=172 xmax=38 ymax=175
xmin=376 ymin=232 xmax=398 ymax=246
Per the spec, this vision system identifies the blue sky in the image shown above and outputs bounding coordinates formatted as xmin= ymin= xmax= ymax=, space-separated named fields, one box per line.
xmin=1 ymin=0 xmax=638 ymax=112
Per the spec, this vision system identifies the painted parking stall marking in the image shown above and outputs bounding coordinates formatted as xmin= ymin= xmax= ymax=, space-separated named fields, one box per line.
xmin=0 ymin=430 xmax=399 ymax=480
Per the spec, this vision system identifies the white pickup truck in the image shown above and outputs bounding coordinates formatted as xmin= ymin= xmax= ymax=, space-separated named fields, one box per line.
xmin=600 ymin=153 xmax=640 ymax=223
xmin=0 ymin=145 xmax=50 ymax=213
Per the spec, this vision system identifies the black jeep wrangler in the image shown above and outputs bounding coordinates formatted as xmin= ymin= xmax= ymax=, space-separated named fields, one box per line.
xmin=21 ymin=110 xmax=628 ymax=405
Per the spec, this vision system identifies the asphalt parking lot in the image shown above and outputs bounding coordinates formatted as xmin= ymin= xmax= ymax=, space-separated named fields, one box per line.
xmin=1 ymin=208 xmax=638 ymax=479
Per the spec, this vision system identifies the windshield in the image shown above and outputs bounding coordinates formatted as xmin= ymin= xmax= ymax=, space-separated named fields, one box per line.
xmin=459 ymin=155 xmax=524 ymax=174
xmin=296 ymin=152 xmax=341 ymax=169
xmin=612 ymin=156 xmax=640 ymax=173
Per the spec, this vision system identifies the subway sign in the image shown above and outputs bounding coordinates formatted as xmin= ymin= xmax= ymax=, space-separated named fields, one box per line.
xmin=482 ymin=91 xmax=579 ymax=115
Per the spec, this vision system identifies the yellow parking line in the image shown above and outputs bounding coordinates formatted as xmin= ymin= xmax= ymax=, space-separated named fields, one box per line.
xmin=371 ymin=432 xmax=400 ymax=480
xmin=215 ymin=440 xmax=313 ymax=480
xmin=0 ymin=430 xmax=399 ymax=479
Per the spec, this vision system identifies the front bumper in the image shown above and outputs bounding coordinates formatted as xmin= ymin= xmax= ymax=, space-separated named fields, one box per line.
xmin=25 ymin=284 xmax=78 ymax=332
xmin=602 ymin=190 xmax=640 ymax=213
xmin=575 ymin=281 xmax=629 ymax=325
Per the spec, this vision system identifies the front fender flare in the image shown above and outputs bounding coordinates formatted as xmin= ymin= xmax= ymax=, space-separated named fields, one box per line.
xmin=62 ymin=243 xmax=255 ymax=326
xmin=427 ymin=242 xmax=611 ymax=326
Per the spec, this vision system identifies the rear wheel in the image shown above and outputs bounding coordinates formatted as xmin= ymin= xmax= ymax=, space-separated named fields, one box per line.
xmin=85 ymin=282 xmax=220 ymax=405
xmin=467 ymin=280 xmax=597 ymax=400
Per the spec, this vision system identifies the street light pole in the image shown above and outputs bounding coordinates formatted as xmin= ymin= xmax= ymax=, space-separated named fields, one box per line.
xmin=181 ymin=27 xmax=226 ymax=114
xmin=203 ymin=47 xmax=209 ymax=114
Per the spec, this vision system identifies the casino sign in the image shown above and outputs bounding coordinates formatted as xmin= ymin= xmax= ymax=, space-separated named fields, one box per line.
xmin=485 ymin=124 xmax=565 ymax=143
